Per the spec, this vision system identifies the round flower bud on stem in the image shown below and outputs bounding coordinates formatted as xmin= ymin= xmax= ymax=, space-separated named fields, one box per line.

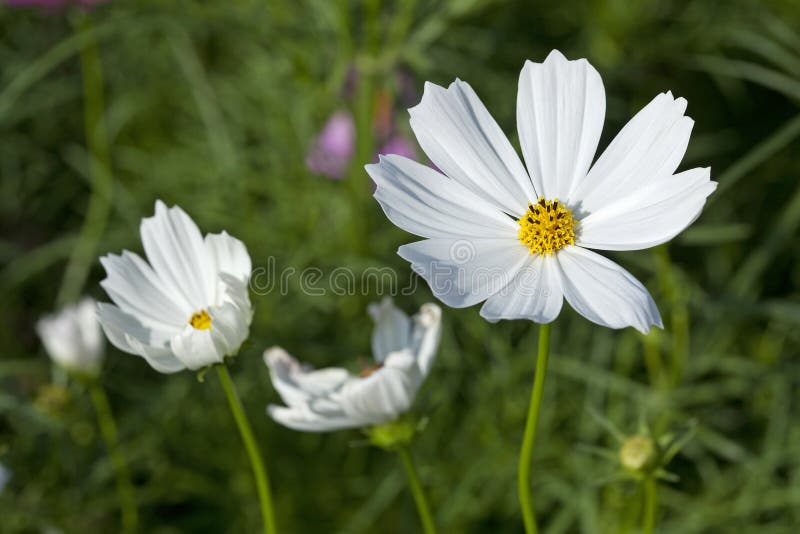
xmin=619 ymin=435 xmax=659 ymax=474
xmin=365 ymin=417 xmax=423 ymax=451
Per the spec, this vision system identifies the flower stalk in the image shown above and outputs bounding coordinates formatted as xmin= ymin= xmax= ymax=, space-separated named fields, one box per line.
xmin=397 ymin=444 xmax=437 ymax=534
xmin=58 ymin=13 xmax=112 ymax=307
xmin=642 ymin=476 xmax=658 ymax=534
xmin=88 ymin=380 xmax=138 ymax=533
xmin=518 ymin=322 xmax=551 ymax=534
xmin=216 ymin=365 xmax=277 ymax=534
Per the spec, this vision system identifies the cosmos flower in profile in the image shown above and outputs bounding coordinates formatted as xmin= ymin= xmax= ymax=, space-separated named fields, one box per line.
xmin=264 ymin=299 xmax=441 ymax=431
xmin=96 ymin=201 xmax=253 ymax=373
xmin=366 ymin=50 xmax=716 ymax=333
xmin=37 ymin=298 xmax=104 ymax=376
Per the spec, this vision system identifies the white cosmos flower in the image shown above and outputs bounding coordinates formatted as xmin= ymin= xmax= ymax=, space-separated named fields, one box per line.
xmin=37 ymin=297 xmax=104 ymax=376
xmin=264 ymin=299 xmax=441 ymax=432
xmin=366 ymin=50 xmax=717 ymax=333
xmin=96 ymin=200 xmax=253 ymax=373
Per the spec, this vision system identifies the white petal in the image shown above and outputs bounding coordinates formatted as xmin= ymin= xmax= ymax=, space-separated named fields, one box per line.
xmin=76 ymin=298 xmax=104 ymax=361
xmin=263 ymin=347 xmax=350 ymax=408
xmin=264 ymin=348 xmax=312 ymax=407
xmin=480 ymin=254 xmax=564 ymax=323
xmin=37 ymin=314 xmax=81 ymax=371
xmin=517 ymin=50 xmax=606 ymax=201
xmin=267 ymin=405 xmax=363 ymax=432
xmin=37 ymin=299 xmax=104 ymax=374
xmin=339 ymin=351 xmax=419 ymax=424
xmin=573 ymin=92 xmax=694 ymax=213
xmin=170 ymin=326 xmax=225 ymax=370
xmin=368 ymin=297 xmax=411 ymax=362
xmin=208 ymin=300 xmax=250 ymax=357
xmin=409 ymin=80 xmax=535 ymax=215
xmin=577 ymin=168 xmax=717 ymax=250
xmin=140 ymin=201 xmax=216 ymax=312
xmin=96 ymin=303 xmax=184 ymax=373
xmin=556 ymin=247 xmax=662 ymax=333
xmin=205 ymin=231 xmax=252 ymax=284
xmin=410 ymin=303 xmax=442 ymax=376
xmin=100 ymin=251 xmax=190 ymax=330
xmin=398 ymin=238 xmax=529 ymax=308
xmin=368 ymin=154 xmax=517 ymax=239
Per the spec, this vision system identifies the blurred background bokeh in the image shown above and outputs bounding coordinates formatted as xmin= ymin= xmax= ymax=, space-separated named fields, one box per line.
xmin=2 ymin=0 xmax=800 ymax=532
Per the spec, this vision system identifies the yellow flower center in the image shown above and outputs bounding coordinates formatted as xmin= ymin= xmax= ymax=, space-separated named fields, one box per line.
xmin=189 ymin=310 xmax=212 ymax=330
xmin=517 ymin=197 xmax=576 ymax=255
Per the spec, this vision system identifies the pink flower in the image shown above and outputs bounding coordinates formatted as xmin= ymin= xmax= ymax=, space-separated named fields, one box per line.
xmin=378 ymin=134 xmax=417 ymax=160
xmin=305 ymin=111 xmax=356 ymax=180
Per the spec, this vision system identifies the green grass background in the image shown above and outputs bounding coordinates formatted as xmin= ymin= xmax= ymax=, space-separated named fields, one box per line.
xmin=1 ymin=0 xmax=800 ymax=532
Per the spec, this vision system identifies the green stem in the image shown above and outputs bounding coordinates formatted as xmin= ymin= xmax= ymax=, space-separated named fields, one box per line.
xmin=57 ymin=13 xmax=113 ymax=307
xmin=653 ymin=245 xmax=688 ymax=387
xmin=518 ymin=323 xmax=552 ymax=534
xmin=397 ymin=444 xmax=437 ymax=534
xmin=349 ymin=67 xmax=374 ymax=256
xmin=642 ymin=477 xmax=657 ymax=534
xmin=642 ymin=329 xmax=664 ymax=389
xmin=216 ymin=365 xmax=277 ymax=534
xmin=88 ymin=381 xmax=138 ymax=533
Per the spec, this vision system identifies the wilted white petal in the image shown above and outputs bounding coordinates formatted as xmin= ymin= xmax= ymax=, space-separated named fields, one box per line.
xmin=409 ymin=80 xmax=535 ymax=215
xmin=557 ymin=246 xmax=662 ymax=333
xmin=480 ymin=254 xmax=563 ymax=323
xmin=263 ymin=347 xmax=349 ymax=408
xmin=368 ymin=297 xmax=411 ymax=362
xmin=517 ymin=50 xmax=606 ymax=201
xmin=267 ymin=405 xmax=365 ymax=432
xmin=339 ymin=351 xmax=419 ymax=424
xmin=410 ymin=303 xmax=442 ymax=376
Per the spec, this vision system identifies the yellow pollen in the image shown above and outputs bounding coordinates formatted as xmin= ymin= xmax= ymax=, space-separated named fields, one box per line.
xmin=358 ymin=358 xmax=383 ymax=378
xmin=517 ymin=197 xmax=576 ymax=255
xmin=189 ymin=310 xmax=212 ymax=330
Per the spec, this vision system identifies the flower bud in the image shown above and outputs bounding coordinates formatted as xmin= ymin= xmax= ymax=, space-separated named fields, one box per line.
xmin=365 ymin=417 xmax=422 ymax=451
xmin=619 ymin=435 xmax=659 ymax=474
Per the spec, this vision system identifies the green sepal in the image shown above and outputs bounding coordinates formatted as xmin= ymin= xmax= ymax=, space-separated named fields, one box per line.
xmin=364 ymin=416 xmax=427 ymax=451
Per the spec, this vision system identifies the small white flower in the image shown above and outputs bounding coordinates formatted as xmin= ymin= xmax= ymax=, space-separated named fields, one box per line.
xmin=265 ymin=299 xmax=441 ymax=432
xmin=37 ymin=298 xmax=104 ymax=376
xmin=96 ymin=200 xmax=253 ymax=373
xmin=366 ymin=50 xmax=717 ymax=333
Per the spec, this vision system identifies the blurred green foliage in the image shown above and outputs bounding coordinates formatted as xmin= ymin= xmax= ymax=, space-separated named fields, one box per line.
xmin=1 ymin=0 xmax=800 ymax=532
